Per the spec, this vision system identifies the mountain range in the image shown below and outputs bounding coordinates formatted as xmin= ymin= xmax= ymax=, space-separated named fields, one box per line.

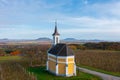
xmin=0 ymin=37 xmax=106 ymax=43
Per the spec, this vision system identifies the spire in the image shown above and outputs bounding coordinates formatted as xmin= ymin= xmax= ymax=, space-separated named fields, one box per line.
xmin=52 ymin=20 xmax=60 ymax=45
xmin=53 ymin=21 xmax=60 ymax=36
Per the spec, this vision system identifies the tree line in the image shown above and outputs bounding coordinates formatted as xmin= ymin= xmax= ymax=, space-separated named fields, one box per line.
xmin=84 ymin=42 xmax=120 ymax=50
xmin=0 ymin=44 xmax=50 ymax=56
xmin=69 ymin=42 xmax=120 ymax=51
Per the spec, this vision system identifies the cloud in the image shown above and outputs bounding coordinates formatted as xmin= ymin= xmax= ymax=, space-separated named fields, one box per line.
xmin=81 ymin=1 xmax=120 ymax=18
xmin=59 ymin=16 xmax=120 ymax=28
xmin=0 ymin=0 xmax=120 ymax=41
xmin=0 ymin=0 xmax=8 ymax=6
xmin=83 ymin=0 xmax=88 ymax=5
xmin=57 ymin=16 xmax=120 ymax=41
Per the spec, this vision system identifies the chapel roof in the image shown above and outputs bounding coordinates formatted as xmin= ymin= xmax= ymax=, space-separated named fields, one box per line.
xmin=48 ymin=43 xmax=74 ymax=56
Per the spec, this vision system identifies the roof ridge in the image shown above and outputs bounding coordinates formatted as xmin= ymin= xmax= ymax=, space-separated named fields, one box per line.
xmin=66 ymin=44 xmax=68 ymax=56
xmin=57 ymin=44 xmax=66 ymax=56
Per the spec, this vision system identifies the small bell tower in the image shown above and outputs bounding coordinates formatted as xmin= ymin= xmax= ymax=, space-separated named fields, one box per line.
xmin=52 ymin=21 xmax=60 ymax=45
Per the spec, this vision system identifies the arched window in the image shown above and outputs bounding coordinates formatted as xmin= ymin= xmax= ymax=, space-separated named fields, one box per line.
xmin=56 ymin=37 xmax=58 ymax=43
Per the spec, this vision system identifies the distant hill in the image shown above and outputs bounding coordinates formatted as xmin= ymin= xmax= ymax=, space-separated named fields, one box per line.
xmin=63 ymin=38 xmax=78 ymax=41
xmin=0 ymin=39 xmax=9 ymax=42
xmin=0 ymin=37 xmax=108 ymax=44
xmin=0 ymin=38 xmax=9 ymax=40
xmin=63 ymin=38 xmax=105 ymax=43
xmin=36 ymin=37 xmax=52 ymax=41
xmin=79 ymin=39 xmax=105 ymax=43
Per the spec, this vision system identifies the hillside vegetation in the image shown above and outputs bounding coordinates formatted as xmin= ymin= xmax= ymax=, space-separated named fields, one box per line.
xmin=0 ymin=42 xmax=120 ymax=79
xmin=70 ymin=42 xmax=120 ymax=51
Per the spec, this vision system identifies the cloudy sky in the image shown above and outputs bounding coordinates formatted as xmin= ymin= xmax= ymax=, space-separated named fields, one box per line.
xmin=0 ymin=0 xmax=120 ymax=41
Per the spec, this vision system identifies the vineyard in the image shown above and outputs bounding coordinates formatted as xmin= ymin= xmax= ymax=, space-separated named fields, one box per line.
xmin=0 ymin=61 xmax=37 ymax=80
xmin=75 ymin=50 xmax=120 ymax=76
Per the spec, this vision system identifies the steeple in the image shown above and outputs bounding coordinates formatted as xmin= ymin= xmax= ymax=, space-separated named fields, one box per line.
xmin=53 ymin=21 xmax=60 ymax=36
xmin=52 ymin=21 xmax=60 ymax=45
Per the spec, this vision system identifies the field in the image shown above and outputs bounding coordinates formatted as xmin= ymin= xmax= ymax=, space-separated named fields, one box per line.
xmin=0 ymin=62 xmax=36 ymax=80
xmin=75 ymin=50 xmax=120 ymax=76
xmin=0 ymin=56 xmax=21 ymax=61
xmin=0 ymin=44 xmax=120 ymax=79
xmin=0 ymin=56 xmax=102 ymax=80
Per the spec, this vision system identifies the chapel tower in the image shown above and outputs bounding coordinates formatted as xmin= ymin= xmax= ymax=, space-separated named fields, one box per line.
xmin=52 ymin=21 xmax=60 ymax=45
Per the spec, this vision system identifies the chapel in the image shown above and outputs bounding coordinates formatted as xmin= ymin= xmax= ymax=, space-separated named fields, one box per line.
xmin=46 ymin=21 xmax=76 ymax=76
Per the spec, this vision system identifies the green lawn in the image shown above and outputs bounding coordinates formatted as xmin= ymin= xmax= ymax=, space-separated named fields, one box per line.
xmin=78 ymin=65 xmax=120 ymax=77
xmin=27 ymin=66 xmax=102 ymax=80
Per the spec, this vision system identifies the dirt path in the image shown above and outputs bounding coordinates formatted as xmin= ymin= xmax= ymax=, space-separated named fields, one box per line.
xmin=77 ymin=67 xmax=120 ymax=80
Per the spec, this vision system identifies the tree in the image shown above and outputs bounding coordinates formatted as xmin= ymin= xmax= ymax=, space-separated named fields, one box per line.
xmin=10 ymin=50 xmax=21 ymax=56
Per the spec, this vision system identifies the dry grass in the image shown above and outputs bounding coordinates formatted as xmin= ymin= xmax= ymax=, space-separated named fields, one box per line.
xmin=0 ymin=62 xmax=36 ymax=80
xmin=75 ymin=50 xmax=120 ymax=74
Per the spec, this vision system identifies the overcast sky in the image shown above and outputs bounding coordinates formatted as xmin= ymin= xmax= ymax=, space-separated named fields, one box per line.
xmin=0 ymin=0 xmax=120 ymax=41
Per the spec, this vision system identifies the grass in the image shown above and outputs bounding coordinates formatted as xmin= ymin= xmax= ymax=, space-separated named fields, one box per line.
xmin=27 ymin=66 xmax=102 ymax=80
xmin=78 ymin=64 xmax=120 ymax=77
xmin=0 ymin=56 xmax=21 ymax=62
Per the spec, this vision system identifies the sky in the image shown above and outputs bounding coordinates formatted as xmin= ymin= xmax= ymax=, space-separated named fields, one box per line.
xmin=0 ymin=0 xmax=120 ymax=41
